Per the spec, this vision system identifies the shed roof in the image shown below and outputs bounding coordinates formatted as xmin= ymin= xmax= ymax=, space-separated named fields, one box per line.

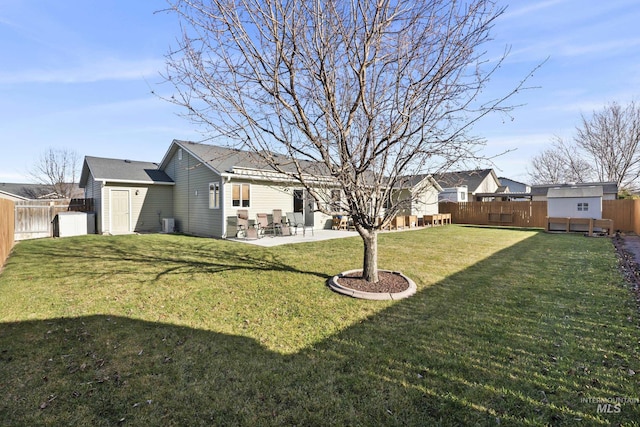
xmin=80 ymin=156 xmax=174 ymax=187
xmin=531 ymin=181 xmax=617 ymax=197
xmin=547 ymin=186 xmax=604 ymax=198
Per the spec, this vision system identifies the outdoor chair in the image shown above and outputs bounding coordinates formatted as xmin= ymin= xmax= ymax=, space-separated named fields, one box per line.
xmin=286 ymin=212 xmax=300 ymax=235
xmin=287 ymin=212 xmax=313 ymax=236
xmin=236 ymin=209 xmax=249 ymax=237
xmin=255 ymin=213 xmax=269 ymax=238
xmin=266 ymin=209 xmax=286 ymax=236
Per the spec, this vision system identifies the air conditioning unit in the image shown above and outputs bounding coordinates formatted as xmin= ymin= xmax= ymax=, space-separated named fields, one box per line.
xmin=162 ymin=218 xmax=175 ymax=233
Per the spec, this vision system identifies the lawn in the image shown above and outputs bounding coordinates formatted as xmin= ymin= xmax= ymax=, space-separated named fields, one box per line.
xmin=0 ymin=226 xmax=638 ymax=425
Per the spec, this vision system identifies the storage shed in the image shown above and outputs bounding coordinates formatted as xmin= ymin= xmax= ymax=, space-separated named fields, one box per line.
xmin=547 ymin=186 xmax=606 ymax=232
xmin=547 ymin=186 xmax=603 ymax=219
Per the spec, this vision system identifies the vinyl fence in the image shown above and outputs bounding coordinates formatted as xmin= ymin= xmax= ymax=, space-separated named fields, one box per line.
xmin=439 ymin=199 xmax=640 ymax=233
xmin=14 ymin=199 xmax=94 ymax=241
xmin=0 ymin=198 xmax=15 ymax=268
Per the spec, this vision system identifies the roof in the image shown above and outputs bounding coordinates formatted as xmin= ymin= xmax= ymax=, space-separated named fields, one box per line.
xmin=80 ymin=156 xmax=174 ymax=187
xmin=547 ymin=186 xmax=604 ymax=198
xmin=531 ymin=182 xmax=618 ymax=197
xmin=161 ymin=140 xmax=331 ymax=178
xmin=0 ymin=182 xmax=81 ymax=200
xmin=433 ymin=169 xmax=497 ymax=192
xmin=392 ymin=174 xmax=443 ymax=191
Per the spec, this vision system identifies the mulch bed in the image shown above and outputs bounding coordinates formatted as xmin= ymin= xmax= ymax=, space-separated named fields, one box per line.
xmin=337 ymin=270 xmax=410 ymax=294
xmin=612 ymin=233 xmax=640 ymax=309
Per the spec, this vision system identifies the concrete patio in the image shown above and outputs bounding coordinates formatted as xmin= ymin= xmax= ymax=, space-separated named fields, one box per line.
xmin=226 ymin=228 xmax=360 ymax=247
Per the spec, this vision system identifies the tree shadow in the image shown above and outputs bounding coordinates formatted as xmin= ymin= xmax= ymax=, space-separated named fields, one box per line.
xmin=1 ymin=232 xmax=638 ymax=425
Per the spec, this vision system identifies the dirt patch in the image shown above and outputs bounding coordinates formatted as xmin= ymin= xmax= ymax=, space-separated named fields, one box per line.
xmin=338 ymin=270 xmax=410 ymax=294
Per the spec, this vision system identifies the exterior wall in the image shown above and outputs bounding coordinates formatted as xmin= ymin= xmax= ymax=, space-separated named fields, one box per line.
xmin=97 ymin=183 xmax=174 ymax=234
xmin=473 ymin=176 xmax=500 ymax=200
xmin=223 ymin=179 xmax=296 ymax=237
xmin=84 ymin=175 xmax=103 ymax=233
xmin=548 ymin=196 xmax=602 ymax=219
xmin=412 ymin=187 xmax=439 ymax=216
xmin=132 ymin=185 xmax=173 ymax=232
xmin=163 ymin=148 xmax=223 ymax=237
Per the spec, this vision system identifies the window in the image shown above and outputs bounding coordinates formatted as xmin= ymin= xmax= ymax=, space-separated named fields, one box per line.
xmin=577 ymin=202 xmax=589 ymax=212
xmin=232 ymin=183 xmax=250 ymax=207
xmin=459 ymin=191 xmax=466 ymax=201
xmin=209 ymin=182 xmax=220 ymax=209
xmin=178 ymin=148 xmax=183 ymax=160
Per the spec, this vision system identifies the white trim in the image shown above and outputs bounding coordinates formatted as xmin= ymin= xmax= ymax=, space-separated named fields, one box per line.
xmin=97 ymin=178 xmax=174 ymax=186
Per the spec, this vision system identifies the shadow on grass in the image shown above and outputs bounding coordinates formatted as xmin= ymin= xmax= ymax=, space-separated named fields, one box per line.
xmin=1 ymin=232 xmax=639 ymax=425
xmin=10 ymin=234 xmax=333 ymax=282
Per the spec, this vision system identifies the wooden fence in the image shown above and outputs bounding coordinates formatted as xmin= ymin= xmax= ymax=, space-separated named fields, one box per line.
xmin=14 ymin=198 xmax=94 ymax=241
xmin=439 ymin=199 xmax=640 ymax=233
xmin=439 ymin=201 xmax=548 ymax=228
xmin=0 ymin=198 xmax=15 ymax=268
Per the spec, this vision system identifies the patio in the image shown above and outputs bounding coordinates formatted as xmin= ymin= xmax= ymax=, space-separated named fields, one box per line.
xmin=227 ymin=228 xmax=359 ymax=247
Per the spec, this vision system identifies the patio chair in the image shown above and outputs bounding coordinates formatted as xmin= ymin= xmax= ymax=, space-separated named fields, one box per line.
xmin=266 ymin=209 xmax=285 ymax=236
xmin=288 ymin=212 xmax=313 ymax=236
xmin=286 ymin=212 xmax=300 ymax=235
xmin=236 ymin=209 xmax=249 ymax=237
xmin=255 ymin=213 xmax=269 ymax=238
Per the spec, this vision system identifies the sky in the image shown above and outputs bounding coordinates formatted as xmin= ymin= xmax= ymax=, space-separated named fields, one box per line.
xmin=1 ymin=0 xmax=639 ymax=184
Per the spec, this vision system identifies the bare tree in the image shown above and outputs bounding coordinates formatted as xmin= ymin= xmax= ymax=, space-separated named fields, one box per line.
xmin=575 ymin=101 xmax=640 ymax=191
xmin=29 ymin=148 xmax=80 ymax=199
xmin=163 ymin=0 xmax=534 ymax=282
xmin=528 ymin=136 xmax=592 ymax=184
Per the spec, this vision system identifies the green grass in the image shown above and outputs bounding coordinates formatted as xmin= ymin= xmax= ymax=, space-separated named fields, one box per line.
xmin=0 ymin=226 xmax=638 ymax=426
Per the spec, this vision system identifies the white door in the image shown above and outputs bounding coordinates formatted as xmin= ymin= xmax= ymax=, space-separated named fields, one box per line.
xmin=111 ymin=190 xmax=130 ymax=234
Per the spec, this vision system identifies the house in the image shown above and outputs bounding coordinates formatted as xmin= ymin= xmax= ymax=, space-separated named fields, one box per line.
xmin=79 ymin=156 xmax=175 ymax=235
xmin=158 ymin=140 xmax=338 ymax=238
xmin=531 ymin=182 xmax=618 ymax=202
xmin=80 ymin=140 xmax=445 ymax=238
xmin=434 ymin=169 xmax=503 ymax=201
xmin=393 ymin=174 xmax=443 ymax=216
xmin=80 ymin=140 xmax=337 ymax=238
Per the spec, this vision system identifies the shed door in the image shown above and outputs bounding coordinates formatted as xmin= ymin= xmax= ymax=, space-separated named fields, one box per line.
xmin=111 ymin=190 xmax=130 ymax=234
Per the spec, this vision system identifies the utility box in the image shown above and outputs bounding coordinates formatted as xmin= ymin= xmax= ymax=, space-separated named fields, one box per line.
xmin=161 ymin=218 xmax=175 ymax=233
xmin=53 ymin=212 xmax=96 ymax=237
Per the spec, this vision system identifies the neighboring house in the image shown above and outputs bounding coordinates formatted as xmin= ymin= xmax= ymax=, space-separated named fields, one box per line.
xmin=79 ymin=156 xmax=175 ymax=235
xmin=499 ymin=177 xmax=530 ymax=194
xmin=393 ymin=174 xmax=443 ymax=216
xmin=438 ymin=186 xmax=468 ymax=202
xmin=0 ymin=182 xmax=82 ymax=201
xmin=434 ymin=169 xmax=503 ymax=201
xmin=531 ymin=182 xmax=618 ymax=202
xmin=498 ymin=177 xmax=531 ymax=200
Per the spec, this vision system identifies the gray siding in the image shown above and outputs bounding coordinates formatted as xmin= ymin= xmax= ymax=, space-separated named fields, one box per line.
xmin=164 ymin=148 xmax=223 ymax=237
xmin=84 ymin=175 xmax=103 ymax=234
xmin=133 ymin=185 xmax=174 ymax=232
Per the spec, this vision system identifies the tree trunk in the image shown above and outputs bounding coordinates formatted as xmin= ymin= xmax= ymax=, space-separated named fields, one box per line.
xmin=361 ymin=229 xmax=379 ymax=283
